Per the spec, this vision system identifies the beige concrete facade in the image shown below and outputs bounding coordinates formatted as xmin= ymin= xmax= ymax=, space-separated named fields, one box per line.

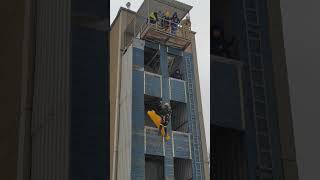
xmin=110 ymin=8 xmax=136 ymax=180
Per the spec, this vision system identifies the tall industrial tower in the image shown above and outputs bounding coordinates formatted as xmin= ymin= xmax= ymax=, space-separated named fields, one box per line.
xmin=110 ymin=0 xmax=209 ymax=179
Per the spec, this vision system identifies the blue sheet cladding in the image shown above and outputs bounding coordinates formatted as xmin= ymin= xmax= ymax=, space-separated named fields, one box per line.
xmin=70 ymin=25 xmax=108 ymax=180
xmin=184 ymin=52 xmax=205 ymax=180
xmin=132 ymin=67 xmax=145 ymax=180
xmin=213 ymin=61 xmax=243 ymax=130
xmin=144 ymin=75 xmax=187 ymax=102
xmin=133 ymin=47 xmax=144 ymax=66
xmin=167 ymin=46 xmax=183 ymax=57
xmin=173 ymin=133 xmax=191 ymax=159
xmin=130 ymin=40 xmax=204 ymax=179
xmin=145 ymin=128 xmax=164 ymax=156
xmin=145 ymin=73 xmax=162 ymax=97
xmin=170 ymin=79 xmax=187 ymax=103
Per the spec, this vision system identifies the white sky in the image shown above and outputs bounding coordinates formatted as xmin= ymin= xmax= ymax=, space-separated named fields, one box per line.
xmin=111 ymin=0 xmax=210 ymax=152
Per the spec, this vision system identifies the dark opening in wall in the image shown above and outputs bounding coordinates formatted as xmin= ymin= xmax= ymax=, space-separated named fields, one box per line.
xmin=144 ymin=47 xmax=161 ymax=74
xmin=168 ymin=54 xmax=184 ymax=80
xmin=171 ymin=101 xmax=188 ymax=133
xmin=174 ymin=158 xmax=192 ymax=180
xmin=212 ymin=0 xmax=241 ymax=59
xmin=145 ymin=155 xmax=164 ymax=180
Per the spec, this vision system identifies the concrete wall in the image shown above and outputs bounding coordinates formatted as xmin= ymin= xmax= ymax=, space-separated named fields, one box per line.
xmin=116 ymin=45 xmax=133 ymax=180
xmin=109 ymin=11 xmax=121 ymax=180
xmin=279 ymin=0 xmax=320 ymax=179
xmin=110 ymin=8 xmax=135 ymax=180
xmin=265 ymin=1 xmax=299 ymax=180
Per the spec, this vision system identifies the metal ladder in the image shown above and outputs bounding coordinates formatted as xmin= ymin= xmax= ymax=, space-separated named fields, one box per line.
xmin=243 ymin=0 xmax=274 ymax=179
xmin=185 ymin=55 xmax=203 ymax=180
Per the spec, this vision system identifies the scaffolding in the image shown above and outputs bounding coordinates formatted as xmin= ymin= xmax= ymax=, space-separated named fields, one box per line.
xmin=124 ymin=0 xmax=193 ymax=50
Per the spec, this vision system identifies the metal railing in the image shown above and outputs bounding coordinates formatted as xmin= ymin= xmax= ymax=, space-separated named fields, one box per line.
xmin=143 ymin=16 xmax=192 ymax=39
xmin=124 ymin=15 xmax=192 ymax=48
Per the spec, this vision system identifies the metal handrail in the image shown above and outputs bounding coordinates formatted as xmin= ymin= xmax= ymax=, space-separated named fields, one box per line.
xmin=134 ymin=15 xmax=191 ymax=39
xmin=123 ymin=14 xmax=192 ymax=50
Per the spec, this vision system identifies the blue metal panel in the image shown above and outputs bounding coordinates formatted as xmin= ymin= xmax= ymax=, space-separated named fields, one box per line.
xmin=145 ymin=128 xmax=164 ymax=156
xmin=212 ymin=61 xmax=243 ymax=130
xmin=173 ymin=132 xmax=191 ymax=159
xmin=133 ymin=47 xmax=144 ymax=67
xmin=170 ymin=79 xmax=186 ymax=103
xmin=145 ymin=73 xmax=162 ymax=97
xmin=167 ymin=46 xmax=182 ymax=57
xmin=145 ymin=40 xmax=160 ymax=50
xmin=131 ymin=66 xmax=145 ymax=180
xmin=160 ymin=45 xmax=169 ymax=100
xmin=164 ymin=156 xmax=175 ymax=180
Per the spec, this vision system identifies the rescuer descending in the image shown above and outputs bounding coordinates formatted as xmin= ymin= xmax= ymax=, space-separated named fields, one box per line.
xmin=158 ymin=101 xmax=172 ymax=137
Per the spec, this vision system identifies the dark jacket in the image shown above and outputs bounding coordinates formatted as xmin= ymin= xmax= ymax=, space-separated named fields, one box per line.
xmin=159 ymin=108 xmax=172 ymax=125
xmin=212 ymin=36 xmax=235 ymax=56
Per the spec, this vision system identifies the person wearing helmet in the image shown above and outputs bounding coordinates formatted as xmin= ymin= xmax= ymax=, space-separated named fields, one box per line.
xmin=148 ymin=11 xmax=159 ymax=24
xmin=172 ymin=68 xmax=183 ymax=80
xmin=157 ymin=10 xmax=163 ymax=20
xmin=181 ymin=15 xmax=191 ymax=38
xmin=181 ymin=15 xmax=191 ymax=30
xmin=161 ymin=11 xmax=171 ymax=31
xmin=158 ymin=101 xmax=172 ymax=137
xmin=212 ymin=25 xmax=235 ymax=57
xmin=171 ymin=12 xmax=180 ymax=35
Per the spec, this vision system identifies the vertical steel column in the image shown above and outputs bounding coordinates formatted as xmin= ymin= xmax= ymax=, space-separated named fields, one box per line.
xmin=160 ymin=44 xmax=175 ymax=180
xmin=131 ymin=40 xmax=145 ymax=180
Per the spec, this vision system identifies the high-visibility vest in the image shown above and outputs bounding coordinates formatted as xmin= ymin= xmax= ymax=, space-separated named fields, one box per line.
xmin=149 ymin=12 xmax=156 ymax=20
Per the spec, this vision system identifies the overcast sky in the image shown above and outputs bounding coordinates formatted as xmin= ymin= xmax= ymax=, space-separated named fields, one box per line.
xmin=110 ymin=0 xmax=210 ymax=152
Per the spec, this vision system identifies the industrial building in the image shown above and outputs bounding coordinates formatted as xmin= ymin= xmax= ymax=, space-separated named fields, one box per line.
xmin=110 ymin=0 xmax=209 ymax=179
xmin=211 ymin=0 xmax=299 ymax=179
xmin=0 ymin=1 xmax=109 ymax=180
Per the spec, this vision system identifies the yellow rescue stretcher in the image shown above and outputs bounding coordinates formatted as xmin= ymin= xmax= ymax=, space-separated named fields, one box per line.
xmin=147 ymin=110 xmax=170 ymax=141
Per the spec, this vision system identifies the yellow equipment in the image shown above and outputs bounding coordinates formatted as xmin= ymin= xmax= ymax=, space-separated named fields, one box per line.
xmin=165 ymin=11 xmax=170 ymax=17
xmin=147 ymin=110 xmax=170 ymax=141
xmin=149 ymin=12 xmax=157 ymax=21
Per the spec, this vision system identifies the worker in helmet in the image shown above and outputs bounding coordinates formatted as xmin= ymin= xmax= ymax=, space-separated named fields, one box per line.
xmin=180 ymin=15 xmax=191 ymax=38
xmin=157 ymin=10 xmax=164 ymax=20
xmin=172 ymin=69 xmax=183 ymax=80
xmin=148 ymin=11 xmax=159 ymax=24
xmin=212 ymin=25 xmax=235 ymax=57
xmin=170 ymin=12 xmax=180 ymax=35
xmin=158 ymin=101 xmax=172 ymax=137
xmin=161 ymin=11 xmax=171 ymax=31
xmin=181 ymin=15 xmax=191 ymax=30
